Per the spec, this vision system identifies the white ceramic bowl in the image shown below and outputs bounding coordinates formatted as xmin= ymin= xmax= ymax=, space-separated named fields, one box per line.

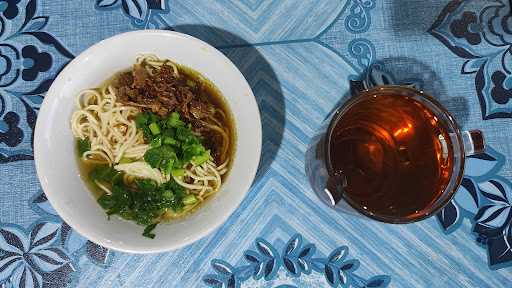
xmin=34 ymin=30 xmax=261 ymax=253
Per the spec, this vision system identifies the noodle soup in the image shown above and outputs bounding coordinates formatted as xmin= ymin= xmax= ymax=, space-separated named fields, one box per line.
xmin=71 ymin=55 xmax=235 ymax=238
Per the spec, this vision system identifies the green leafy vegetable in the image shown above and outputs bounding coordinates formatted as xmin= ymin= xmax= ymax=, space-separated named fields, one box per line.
xmin=135 ymin=178 xmax=158 ymax=193
xmin=135 ymin=112 xmax=149 ymax=128
xmin=89 ymin=165 xmax=119 ymax=182
xmin=143 ymin=223 xmax=157 ymax=239
xmin=162 ymin=128 xmax=175 ymax=138
xmin=90 ymin=111 xmax=214 ymax=238
xmin=148 ymin=113 xmax=159 ymax=124
xmin=183 ymin=194 xmax=198 ymax=205
xmin=144 ymin=146 xmax=177 ymax=169
xmin=96 ymin=176 xmax=187 ymax=238
xmin=77 ymin=138 xmax=91 ymax=155
xmin=97 ymin=194 xmax=114 ymax=211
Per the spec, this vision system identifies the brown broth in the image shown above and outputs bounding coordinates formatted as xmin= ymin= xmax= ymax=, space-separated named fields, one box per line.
xmin=329 ymin=93 xmax=454 ymax=220
xmin=77 ymin=158 xmax=107 ymax=199
xmin=176 ymin=64 xmax=237 ymax=175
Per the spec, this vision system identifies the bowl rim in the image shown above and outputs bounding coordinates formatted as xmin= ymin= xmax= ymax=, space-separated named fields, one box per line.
xmin=34 ymin=30 xmax=261 ymax=253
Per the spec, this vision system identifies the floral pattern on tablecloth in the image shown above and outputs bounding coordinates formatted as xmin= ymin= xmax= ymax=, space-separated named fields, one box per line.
xmin=430 ymin=0 xmax=512 ymax=119
xmin=203 ymin=234 xmax=391 ymax=288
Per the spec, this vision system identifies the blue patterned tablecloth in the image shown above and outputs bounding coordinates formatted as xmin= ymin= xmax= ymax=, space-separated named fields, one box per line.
xmin=1 ymin=0 xmax=512 ymax=287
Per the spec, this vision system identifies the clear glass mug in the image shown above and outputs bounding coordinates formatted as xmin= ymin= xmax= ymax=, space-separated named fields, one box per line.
xmin=306 ymin=82 xmax=484 ymax=223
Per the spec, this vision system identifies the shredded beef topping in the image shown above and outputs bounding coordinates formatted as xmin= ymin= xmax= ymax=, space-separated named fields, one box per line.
xmin=115 ymin=64 xmax=214 ymax=120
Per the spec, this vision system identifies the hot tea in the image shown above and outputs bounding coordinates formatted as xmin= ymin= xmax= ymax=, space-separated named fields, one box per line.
xmin=328 ymin=92 xmax=454 ymax=221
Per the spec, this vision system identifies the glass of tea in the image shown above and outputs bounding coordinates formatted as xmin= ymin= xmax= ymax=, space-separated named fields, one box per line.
xmin=307 ymin=84 xmax=484 ymax=223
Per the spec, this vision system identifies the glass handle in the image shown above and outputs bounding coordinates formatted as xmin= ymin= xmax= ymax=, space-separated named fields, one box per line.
xmin=462 ymin=130 xmax=485 ymax=156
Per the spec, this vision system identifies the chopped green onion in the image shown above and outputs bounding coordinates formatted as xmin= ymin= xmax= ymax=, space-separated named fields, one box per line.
xmin=166 ymin=112 xmax=184 ymax=128
xmin=148 ymin=122 xmax=161 ymax=135
xmin=171 ymin=168 xmax=185 ymax=177
xmin=163 ymin=136 xmax=177 ymax=145
xmin=192 ymin=150 xmax=211 ymax=165
xmin=163 ymin=160 xmax=174 ymax=175
xmin=162 ymin=190 xmax=173 ymax=200
xmin=183 ymin=194 xmax=197 ymax=205
xmin=150 ymin=135 xmax=162 ymax=147
xmin=119 ymin=157 xmax=133 ymax=164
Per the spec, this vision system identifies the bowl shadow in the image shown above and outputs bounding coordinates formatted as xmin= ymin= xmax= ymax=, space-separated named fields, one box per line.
xmin=173 ymin=25 xmax=285 ymax=185
xmin=389 ymin=0 xmax=448 ymax=36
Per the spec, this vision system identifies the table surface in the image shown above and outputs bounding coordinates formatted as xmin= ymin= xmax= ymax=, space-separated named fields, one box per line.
xmin=1 ymin=0 xmax=512 ymax=287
